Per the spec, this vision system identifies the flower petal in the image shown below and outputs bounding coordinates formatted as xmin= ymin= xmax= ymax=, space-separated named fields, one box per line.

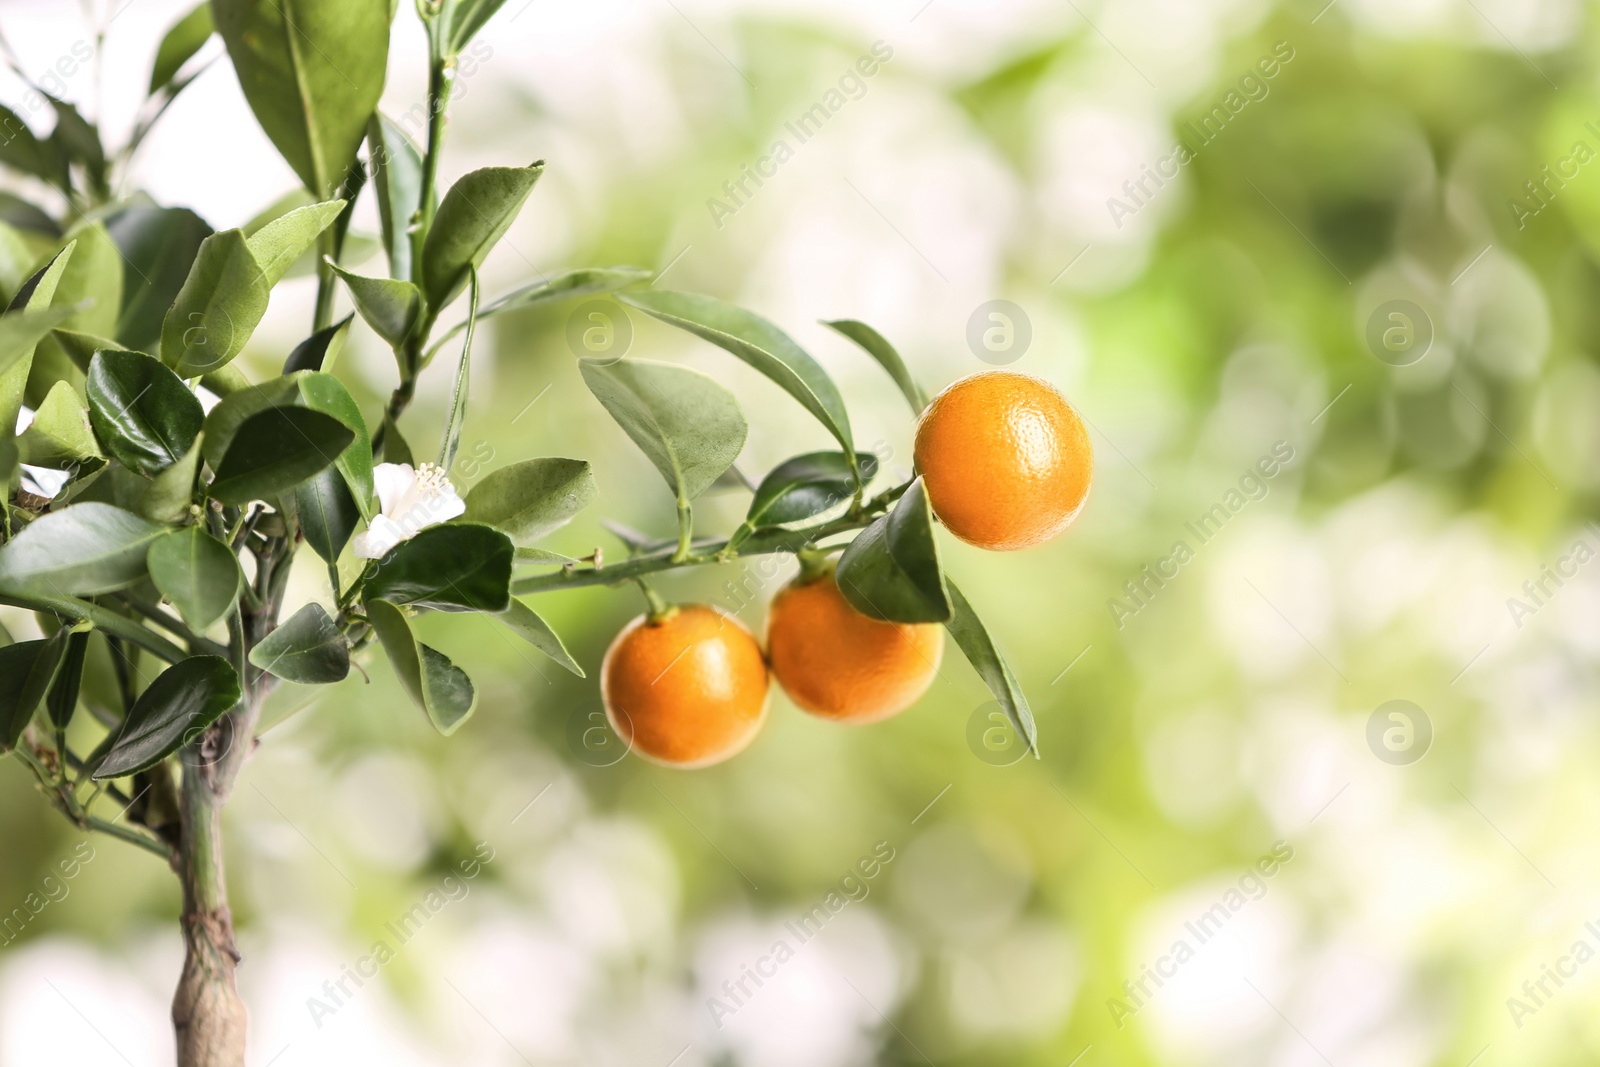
xmin=372 ymin=463 xmax=416 ymax=517
xmin=352 ymin=514 xmax=407 ymax=559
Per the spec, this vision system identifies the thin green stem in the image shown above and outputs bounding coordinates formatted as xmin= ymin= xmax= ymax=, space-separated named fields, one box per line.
xmin=0 ymin=593 xmax=188 ymax=663
xmin=409 ymin=34 xmax=453 ymax=290
xmin=313 ymin=229 xmax=337 ymax=332
xmin=87 ymin=815 xmax=175 ymax=863
xmin=114 ymin=595 xmax=229 ymax=658
xmin=673 ymin=498 xmax=693 ymax=563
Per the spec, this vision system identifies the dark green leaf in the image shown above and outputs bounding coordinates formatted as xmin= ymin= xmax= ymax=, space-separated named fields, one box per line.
xmin=366 ymin=598 xmax=475 ymax=734
xmin=105 ymin=204 xmax=212 ymax=349
xmin=249 ymin=602 xmax=349 ymax=684
xmin=46 ymin=629 xmax=90 ymax=731
xmin=147 ymin=527 xmax=242 ymax=631
xmin=160 ymin=229 xmax=271 ymax=376
xmin=0 ymin=104 xmax=65 ymax=187
xmin=213 ymin=0 xmax=391 ymax=195
xmin=824 ymin=318 xmax=928 ymax=414
xmin=138 ymin=441 xmax=201 ymax=523
xmin=246 ymin=199 xmax=345 ymax=288
xmin=621 ymin=288 xmax=854 ymax=455
xmin=0 ymin=503 xmax=164 ymax=596
xmin=422 ymin=164 xmax=543 ymax=312
xmin=209 ymin=406 xmax=354 ymax=505
xmin=17 ymin=381 xmax=102 ymax=469
xmin=329 ymin=262 xmax=420 ymax=348
xmin=86 ymin=349 xmax=204 ymax=475
xmin=295 ymin=466 xmax=359 ymax=563
xmin=461 ymin=457 xmax=596 ymax=546
xmin=379 ymin=414 xmax=413 ymax=465
xmin=945 ymin=580 xmax=1036 ymax=757
xmin=578 ymin=357 xmax=746 ymax=503
xmin=0 ymin=193 xmax=57 ymax=237
xmin=495 ymin=599 xmax=584 ymax=676
xmin=150 ymin=2 xmax=214 ymax=94
xmin=367 ymin=115 xmax=427 ymax=281
xmin=297 ymin=371 xmax=374 ymax=519
xmin=92 ymin=656 xmax=241 ymax=778
xmin=363 ymin=523 xmax=513 ymax=612
xmin=725 ymin=450 xmax=878 ymax=552
xmin=446 ymin=0 xmax=511 ymax=52
xmin=835 ymin=478 xmax=951 ymax=623
xmin=284 ymin=313 xmax=352 ymax=374
xmin=46 ymin=98 xmax=106 ymax=194
xmin=0 ymin=638 xmax=60 ymax=751
xmin=199 ymin=375 xmax=301 ymax=470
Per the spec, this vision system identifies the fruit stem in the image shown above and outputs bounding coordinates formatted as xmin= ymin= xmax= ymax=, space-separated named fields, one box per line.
xmin=673 ymin=497 xmax=693 ymax=562
xmin=795 ymin=547 xmax=834 ymax=583
xmin=634 ymin=578 xmax=672 ymax=622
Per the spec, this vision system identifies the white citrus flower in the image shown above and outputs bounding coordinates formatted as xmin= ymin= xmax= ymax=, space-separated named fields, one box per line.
xmin=351 ymin=462 xmax=466 ymax=560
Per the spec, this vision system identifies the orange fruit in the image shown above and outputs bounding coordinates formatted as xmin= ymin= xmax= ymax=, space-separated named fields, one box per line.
xmin=601 ymin=605 xmax=769 ymax=767
xmin=767 ymin=566 xmax=944 ymax=723
xmin=913 ymin=370 xmax=1092 ymax=551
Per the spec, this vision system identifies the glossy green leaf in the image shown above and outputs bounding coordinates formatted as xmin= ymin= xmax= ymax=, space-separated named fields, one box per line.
xmin=17 ymin=382 xmax=101 ymax=469
xmin=46 ymin=628 xmax=90 ymax=731
xmin=92 ymin=655 xmax=241 ymax=778
xmin=446 ymin=0 xmax=511 ymax=52
xmin=363 ymin=523 xmax=513 ymax=612
xmin=621 ymin=288 xmax=854 ymax=455
xmin=213 ymin=0 xmax=390 ymax=195
xmin=106 ymin=204 xmax=212 ymax=349
xmin=284 ymin=313 xmax=352 ymax=374
xmin=0 ymin=503 xmax=164 ymax=596
xmin=578 ymin=357 xmax=746 ymax=503
xmin=209 ymin=406 xmax=354 ymax=505
xmin=439 ymin=269 xmax=478 ymax=470
xmin=199 ymin=375 xmax=301 ymax=470
xmin=295 ymin=466 xmax=359 ymax=563
xmin=422 ymin=164 xmax=543 ymax=312
xmin=367 ymin=115 xmax=427 ymax=281
xmin=496 ymin=599 xmax=584 ymax=677
xmin=433 ymin=266 xmax=653 ymax=350
xmin=824 ymin=318 xmax=928 ymax=414
xmin=86 ymin=349 xmax=204 ymax=475
xmin=0 ymin=637 xmax=65 ymax=752
xmin=147 ymin=527 xmax=242 ymax=632
xmin=461 ymin=457 xmax=596 ymax=546
xmin=379 ymin=414 xmax=413 ymax=465
xmin=725 ymin=450 xmax=878 ymax=552
xmin=150 ymin=2 xmax=214 ymax=94
xmin=329 ymin=262 xmax=420 ymax=348
xmin=366 ymin=598 xmax=476 ymax=735
xmin=297 ymin=371 xmax=374 ymax=519
xmin=138 ymin=440 xmax=201 ymax=523
xmin=246 ymin=199 xmax=345 ymax=288
xmin=249 ymin=602 xmax=349 ymax=684
xmin=160 ymin=229 xmax=271 ymax=376
xmin=835 ymin=478 xmax=951 ymax=624
xmin=945 ymin=580 xmax=1036 ymax=757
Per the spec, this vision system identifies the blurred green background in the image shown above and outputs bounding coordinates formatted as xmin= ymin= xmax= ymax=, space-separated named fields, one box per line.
xmin=2 ymin=0 xmax=1597 ymax=1063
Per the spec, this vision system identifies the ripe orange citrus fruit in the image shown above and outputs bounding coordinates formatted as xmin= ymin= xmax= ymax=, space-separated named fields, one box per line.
xmin=913 ymin=370 xmax=1092 ymax=551
xmin=767 ymin=566 xmax=944 ymax=723
xmin=601 ymin=604 xmax=769 ymax=767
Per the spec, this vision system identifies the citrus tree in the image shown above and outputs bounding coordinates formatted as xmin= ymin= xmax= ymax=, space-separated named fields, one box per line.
xmin=0 ymin=2 xmax=1090 ymax=1064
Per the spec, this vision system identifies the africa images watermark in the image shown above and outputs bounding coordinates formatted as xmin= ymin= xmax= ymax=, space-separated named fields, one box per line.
xmin=1106 ymin=40 xmax=1297 ymax=230
xmin=0 ymin=840 xmax=95 ymax=947
xmin=705 ymin=840 xmax=897 ymax=1029
xmin=1107 ymin=840 xmax=1296 ymax=1029
xmin=305 ymin=841 xmax=496 ymax=1028
xmin=707 ymin=40 xmax=895 ymax=229
xmin=1108 ymin=441 xmax=1296 ymax=629
xmin=1506 ymin=917 xmax=1600 ymax=1029
xmin=1505 ymin=524 xmax=1599 ymax=629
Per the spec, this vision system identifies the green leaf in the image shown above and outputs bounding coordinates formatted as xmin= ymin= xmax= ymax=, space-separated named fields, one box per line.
xmin=150 ymin=2 xmax=215 ymax=94
xmin=213 ymin=0 xmax=390 ymax=195
xmin=945 ymin=580 xmax=1036 ymax=757
xmin=0 ymin=193 xmax=58 ymax=238
xmin=329 ymin=262 xmax=420 ymax=348
xmin=438 ymin=269 xmax=478 ymax=471
xmin=0 ymin=637 xmax=65 ymax=752
xmin=620 ymin=289 xmax=854 ymax=455
xmin=245 ymin=199 xmax=346 ymax=288
xmin=46 ymin=628 xmax=90 ymax=731
xmin=367 ymin=115 xmax=427 ymax=281
xmin=138 ymin=440 xmax=201 ymax=523
xmin=17 ymin=381 xmax=102 ymax=469
xmin=92 ymin=656 xmax=241 ymax=779
xmin=0 ymin=245 xmax=75 ymax=436
xmin=210 ymin=406 xmax=354 ymax=506
xmin=160 ymin=229 xmax=271 ymax=376
xmin=366 ymin=598 xmax=475 ymax=735
xmin=249 ymin=602 xmax=349 ymax=684
xmin=422 ymin=164 xmax=543 ymax=312
xmin=147 ymin=527 xmax=242 ymax=632
xmin=515 ymin=546 xmax=578 ymax=565
xmin=285 ymin=314 xmax=352 ymax=375
xmin=106 ymin=204 xmax=212 ymax=349
xmin=379 ymin=414 xmax=413 ymax=465
xmin=0 ymin=305 xmax=83 ymax=382
xmin=86 ymin=349 xmax=204 ymax=475
xmin=495 ymin=599 xmax=584 ymax=676
xmin=0 ymin=503 xmax=164 ymax=596
xmin=433 ymin=266 xmax=653 ymax=350
xmin=199 ymin=375 xmax=301 ymax=469
xmin=461 ymin=457 xmax=596 ymax=546
xmin=578 ymin=356 xmax=746 ymax=503
xmin=835 ymin=478 xmax=951 ymax=624
xmin=52 ymin=328 xmax=127 ymax=373
xmin=49 ymin=222 xmax=123 ymax=338
xmin=295 ymin=466 xmax=359 ymax=563
xmin=445 ymin=0 xmax=511 ymax=52
xmin=297 ymin=371 xmax=374 ymax=519
xmin=47 ymin=98 xmax=106 ymax=195
xmin=363 ymin=523 xmax=513 ymax=612
xmin=0 ymin=219 xmax=37 ymax=299
xmin=0 ymin=105 xmax=65 ymax=188
xmin=725 ymin=450 xmax=878 ymax=552
xmin=824 ymin=318 xmax=928 ymax=414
